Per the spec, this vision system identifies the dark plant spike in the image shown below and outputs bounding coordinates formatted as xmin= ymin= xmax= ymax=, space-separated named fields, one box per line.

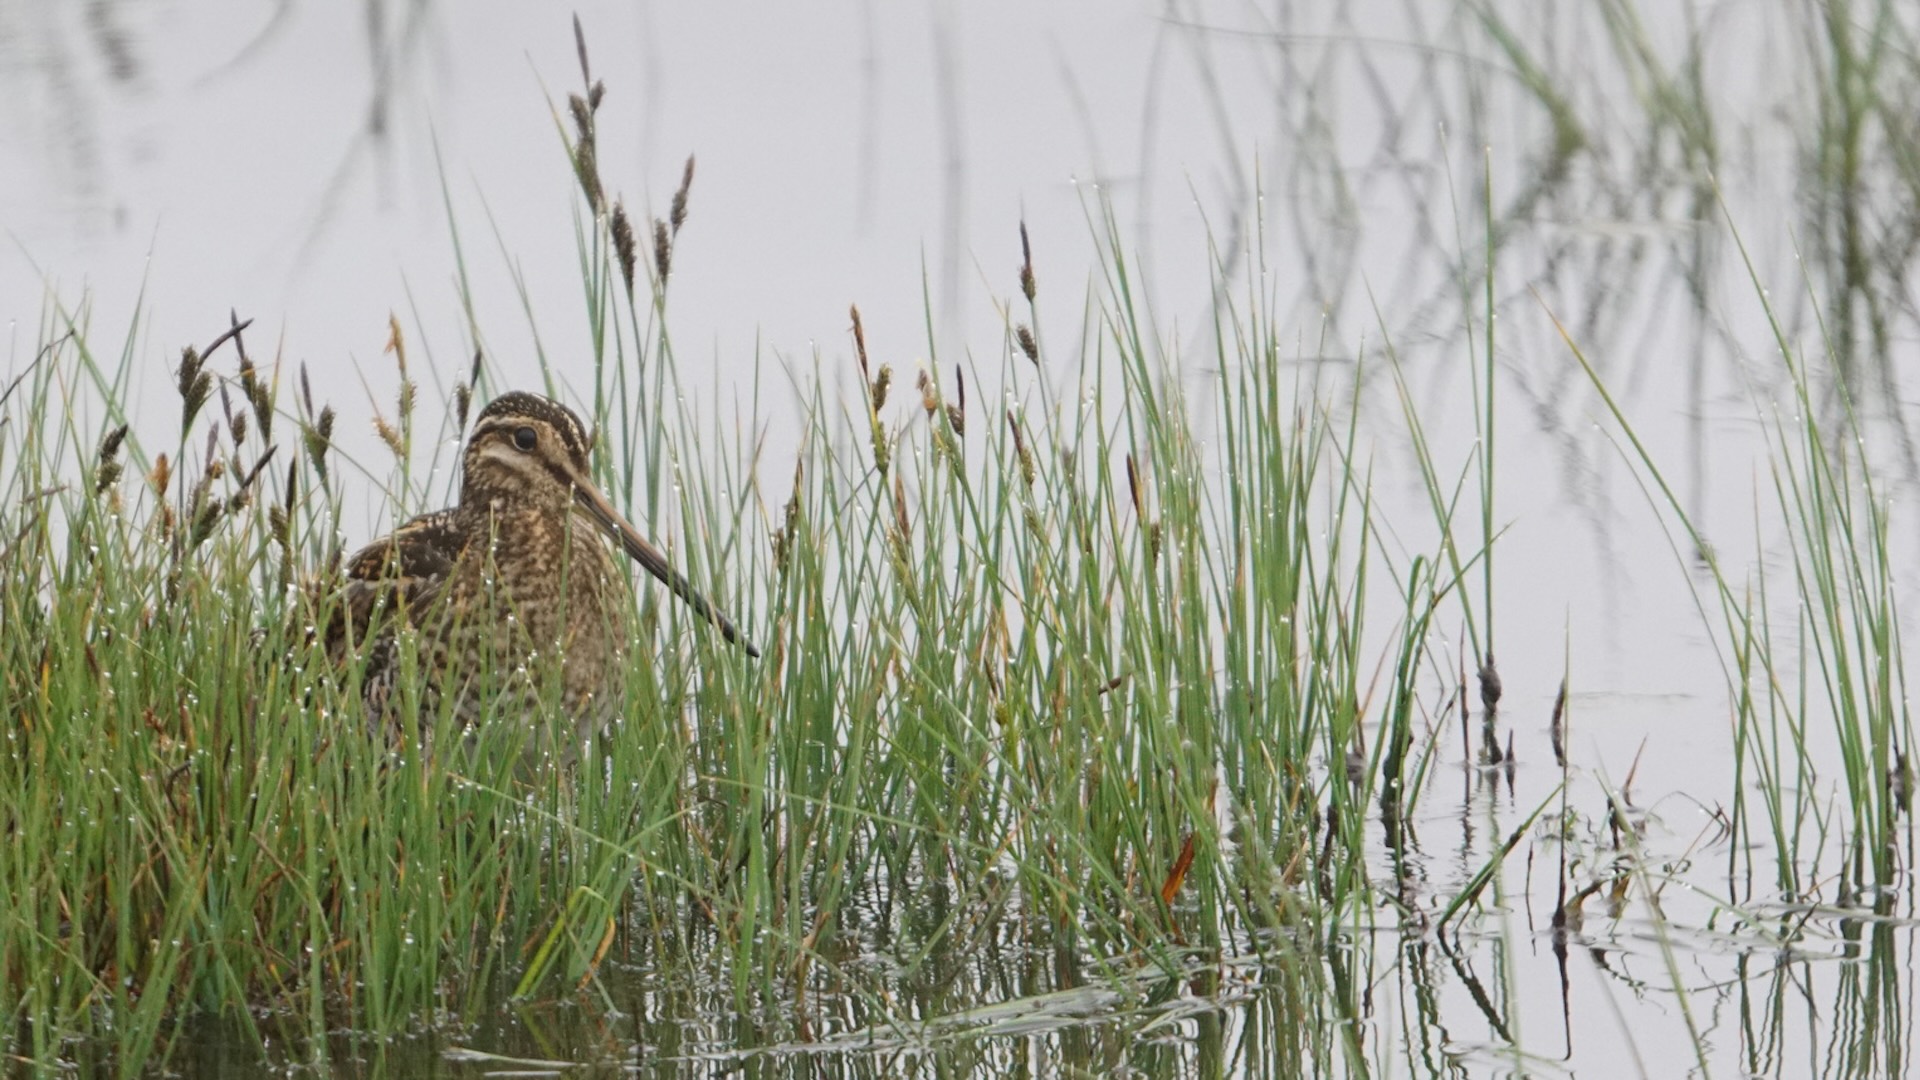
xmin=455 ymin=347 xmax=484 ymax=432
xmin=387 ymin=314 xmax=415 ymax=427
xmin=773 ymin=457 xmax=803 ymax=576
xmin=946 ymin=369 xmax=965 ymax=437
xmin=1019 ymin=220 xmax=1036 ymax=301
xmin=572 ymin=12 xmax=591 ymax=85
xmin=611 ymin=203 xmax=638 ymax=298
xmin=94 ymin=423 xmax=128 ymax=495
xmin=304 ymin=406 xmax=335 ymax=482
xmin=851 ymin=304 xmax=870 ymax=382
xmin=176 ymin=347 xmax=212 ymax=438
xmin=228 ymin=310 xmax=271 ymax=446
xmin=568 ymin=94 xmax=593 ymax=141
xmin=571 ymin=121 xmax=604 ymax=215
xmin=652 ymin=219 xmax=672 ymax=284
xmin=1006 ymin=409 xmax=1034 ymax=488
xmin=566 ymin=88 xmax=603 ymax=216
xmin=670 ymin=155 xmax=695 ymax=236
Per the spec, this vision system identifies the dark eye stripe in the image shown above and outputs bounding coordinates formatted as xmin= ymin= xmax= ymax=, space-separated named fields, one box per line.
xmin=471 ymin=410 xmax=592 ymax=475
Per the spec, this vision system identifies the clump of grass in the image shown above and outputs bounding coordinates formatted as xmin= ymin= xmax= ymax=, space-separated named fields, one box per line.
xmin=1555 ymin=218 xmax=1919 ymax=907
xmin=5 ymin=183 xmax=1479 ymax=1068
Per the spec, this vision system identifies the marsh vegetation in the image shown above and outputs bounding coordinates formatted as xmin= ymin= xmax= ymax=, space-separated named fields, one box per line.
xmin=4 ymin=3 xmax=1920 ymax=1076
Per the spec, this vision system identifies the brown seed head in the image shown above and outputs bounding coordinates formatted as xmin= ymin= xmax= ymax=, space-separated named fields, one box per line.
xmin=190 ymin=492 xmax=222 ymax=550
xmin=373 ymin=414 xmax=404 ymax=457
xmin=305 ymin=406 xmax=336 ymax=481
xmin=1006 ymin=410 xmax=1034 ymax=487
xmin=98 ymin=422 xmax=128 ymax=462
xmin=850 ymin=304 xmax=870 ymax=380
xmin=568 ymin=94 xmax=593 ymax=143
xmin=573 ymin=137 xmax=604 ymax=216
xmin=176 ymin=345 xmax=202 ymax=395
xmin=887 ymin=476 xmax=913 ymax=579
xmin=238 ymin=352 xmax=272 ymax=445
xmin=572 ymin=13 xmax=592 ymax=85
xmin=95 ymin=423 xmax=128 ymax=495
xmin=457 ymin=348 xmax=484 ymax=431
xmin=917 ymin=370 xmax=938 ymax=418
xmin=652 ymin=218 xmax=672 ymax=283
xmin=384 ymin=313 xmax=406 ymax=368
xmin=611 ymin=202 xmax=638 ymax=298
xmin=149 ymin=453 xmax=172 ymax=497
xmin=773 ymin=457 xmax=803 ymax=574
xmin=177 ymin=346 xmax=212 ymax=436
xmin=1019 ymin=221 xmax=1036 ymax=301
xmin=671 ymin=155 xmax=695 ymax=235
xmin=945 ymin=369 xmax=965 ymax=437
xmin=893 ymin=472 xmax=911 ymax=539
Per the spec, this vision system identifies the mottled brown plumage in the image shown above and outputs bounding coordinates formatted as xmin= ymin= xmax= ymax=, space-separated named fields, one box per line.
xmin=330 ymin=391 xmax=755 ymax=746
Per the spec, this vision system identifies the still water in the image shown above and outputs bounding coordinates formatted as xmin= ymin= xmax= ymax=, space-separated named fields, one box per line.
xmin=3 ymin=0 xmax=1915 ymax=1075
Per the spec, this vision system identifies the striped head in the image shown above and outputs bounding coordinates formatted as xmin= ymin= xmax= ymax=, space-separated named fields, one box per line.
xmin=459 ymin=391 xmax=759 ymax=657
xmin=461 ymin=392 xmax=597 ymax=512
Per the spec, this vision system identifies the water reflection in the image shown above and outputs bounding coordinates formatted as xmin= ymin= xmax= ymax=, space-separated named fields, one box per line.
xmin=155 ymin=899 xmax=1916 ymax=1077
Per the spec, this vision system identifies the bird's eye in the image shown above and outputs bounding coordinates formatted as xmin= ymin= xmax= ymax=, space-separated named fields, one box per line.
xmin=512 ymin=426 xmax=538 ymax=451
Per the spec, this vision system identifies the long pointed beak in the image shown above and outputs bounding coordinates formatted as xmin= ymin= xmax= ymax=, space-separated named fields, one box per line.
xmin=570 ymin=474 xmax=759 ymax=658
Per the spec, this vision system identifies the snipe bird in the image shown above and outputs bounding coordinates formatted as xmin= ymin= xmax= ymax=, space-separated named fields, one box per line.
xmin=331 ymin=391 xmax=756 ymax=743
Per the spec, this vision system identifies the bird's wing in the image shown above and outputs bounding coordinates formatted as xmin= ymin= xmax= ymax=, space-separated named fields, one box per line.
xmin=325 ymin=507 xmax=468 ymax=656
